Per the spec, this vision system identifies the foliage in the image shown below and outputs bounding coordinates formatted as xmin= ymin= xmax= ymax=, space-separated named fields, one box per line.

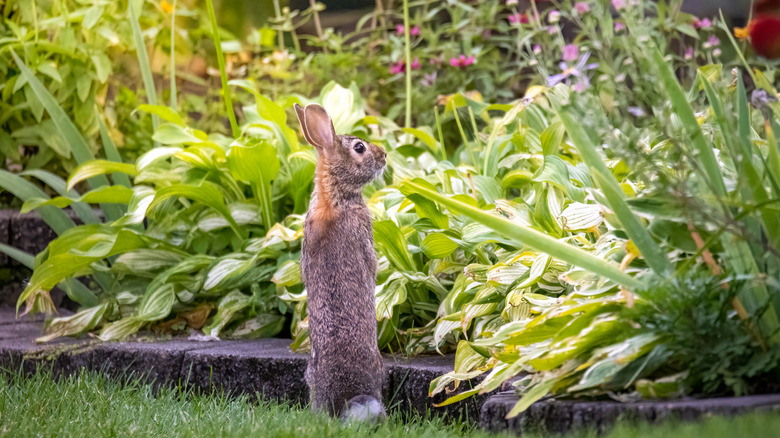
xmin=2 ymin=0 xmax=780 ymax=419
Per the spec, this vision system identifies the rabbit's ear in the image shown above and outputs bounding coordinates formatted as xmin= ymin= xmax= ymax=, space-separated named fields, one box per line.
xmin=301 ymin=104 xmax=336 ymax=153
xmin=294 ymin=103 xmax=316 ymax=147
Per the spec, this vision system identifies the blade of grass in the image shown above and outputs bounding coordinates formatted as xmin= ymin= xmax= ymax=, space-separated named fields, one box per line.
xmin=128 ymin=0 xmax=159 ymax=135
xmin=0 ymin=170 xmax=75 ymax=235
xmin=20 ymin=169 xmax=101 ymax=225
xmin=402 ymin=0 xmax=412 ymax=129
xmin=0 ymin=243 xmax=35 ymax=269
xmin=401 ymin=178 xmax=644 ymax=289
xmin=11 ymin=50 xmax=124 ymax=222
xmin=556 ymin=109 xmax=671 ymax=276
xmin=97 ymin=115 xmax=132 ymax=189
xmin=648 ymin=45 xmax=727 ymax=196
xmin=205 ymin=0 xmax=239 ymax=138
xmin=170 ymin=0 xmax=177 ymax=110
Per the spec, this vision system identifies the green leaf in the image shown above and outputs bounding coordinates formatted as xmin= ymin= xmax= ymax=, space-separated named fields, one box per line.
xmin=0 ymin=243 xmax=35 ymax=269
xmin=66 ymin=160 xmax=138 ymax=191
xmin=401 ymin=179 xmax=644 ymax=289
xmin=421 ymin=233 xmax=459 ymax=258
xmin=150 ymin=182 xmax=245 ymax=239
xmin=128 ymin=0 xmax=159 ymax=133
xmin=36 ymin=303 xmax=109 ymax=343
xmin=203 ymin=290 xmax=251 ymax=337
xmin=152 ymin=123 xmax=203 ymax=145
xmin=138 ymin=105 xmax=185 ymax=126
xmin=374 ymin=220 xmax=416 ymax=272
xmin=557 ymin=108 xmax=671 ymax=275
xmin=0 ymin=170 xmax=75 ymax=235
xmin=136 ymin=283 xmax=176 ymax=322
xmin=21 ymin=185 xmax=134 ymax=213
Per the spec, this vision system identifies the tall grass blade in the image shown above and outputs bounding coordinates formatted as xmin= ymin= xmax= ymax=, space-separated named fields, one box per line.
xmin=21 ymin=170 xmax=100 ymax=225
xmin=557 ymin=109 xmax=671 ymax=276
xmin=0 ymin=243 xmax=35 ymax=269
xmin=401 ymin=179 xmax=644 ymax=289
xmin=205 ymin=0 xmax=239 ymax=137
xmin=170 ymin=0 xmax=178 ymax=110
xmin=128 ymin=0 xmax=160 ymax=142
xmin=0 ymin=170 xmax=75 ymax=234
xmin=98 ymin=115 xmax=132 ymax=189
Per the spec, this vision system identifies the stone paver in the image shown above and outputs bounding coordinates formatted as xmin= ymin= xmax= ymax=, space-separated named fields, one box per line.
xmin=480 ymin=391 xmax=780 ymax=433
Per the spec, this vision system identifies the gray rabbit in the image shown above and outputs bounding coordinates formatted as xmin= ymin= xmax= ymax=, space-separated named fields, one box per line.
xmin=293 ymin=103 xmax=387 ymax=421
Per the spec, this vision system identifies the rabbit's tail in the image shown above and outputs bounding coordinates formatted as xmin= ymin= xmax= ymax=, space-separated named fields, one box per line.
xmin=342 ymin=395 xmax=385 ymax=423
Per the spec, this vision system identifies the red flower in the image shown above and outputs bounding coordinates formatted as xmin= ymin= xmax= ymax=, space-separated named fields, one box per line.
xmin=743 ymin=0 xmax=780 ymax=58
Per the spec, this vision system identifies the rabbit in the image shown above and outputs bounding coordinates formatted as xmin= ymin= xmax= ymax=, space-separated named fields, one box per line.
xmin=293 ymin=103 xmax=387 ymax=421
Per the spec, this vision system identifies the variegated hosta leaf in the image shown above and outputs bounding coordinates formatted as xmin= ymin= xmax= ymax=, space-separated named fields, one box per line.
xmin=568 ymin=333 xmax=660 ymax=392
xmin=136 ymin=146 xmax=182 ymax=170
xmin=434 ymin=318 xmax=462 ymax=350
xmin=454 ymin=339 xmax=488 ymax=373
xmin=231 ymin=314 xmax=285 ymax=339
xmin=271 ymin=260 xmax=301 ymax=287
xmin=421 ymin=233 xmax=459 ymax=259
xmin=560 ymin=202 xmax=604 ymax=231
xmin=503 ymin=289 xmax=532 ymax=321
xmin=199 ymin=203 xmax=263 ymax=232
xmin=36 ymin=303 xmax=110 ymax=343
xmin=495 ymin=200 xmax=533 ymax=227
xmin=202 ymin=290 xmax=251 ymax=337
xmin=204 ymin=255 xmax=256 ymax=290
xmin=135 ymin=283 xmax=176 ymax=322
xmin=99 ymin=317 xmax=145 ymax=341
xmin=461 ymin=286 xmax=499 ymax=336
xmin=375 ymin=276 xmax=408 ymax=320
xmin=515 ymin=254 xmax=551 ymax=289
xmin=487 ymin=263 xmax=529 ymax=285
xmin=464 ymin=264 xmax=490 ymax=283
xmin=111 ymin=185 xmax=155 ymax=227
xmin=113 ymin=249 xmax=183 ymax=273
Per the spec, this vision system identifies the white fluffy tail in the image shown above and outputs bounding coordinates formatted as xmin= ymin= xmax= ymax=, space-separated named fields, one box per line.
xmin=342 ymin=395 xmax=385 ymax=423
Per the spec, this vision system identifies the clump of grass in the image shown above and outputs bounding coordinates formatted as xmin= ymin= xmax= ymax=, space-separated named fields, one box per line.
xmin=2 ymin=368 xmax=780 ymax=438
xmin=0 ymin=367 xmax=499 ymax=438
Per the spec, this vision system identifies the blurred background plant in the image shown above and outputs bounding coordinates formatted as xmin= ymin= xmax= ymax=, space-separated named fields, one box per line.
xmin=1 ymin=0 xmax=779 ymax=419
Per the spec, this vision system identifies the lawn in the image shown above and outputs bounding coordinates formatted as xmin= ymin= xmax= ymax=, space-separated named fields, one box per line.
xmin=1 ymin=369 xmax=778 ymax=438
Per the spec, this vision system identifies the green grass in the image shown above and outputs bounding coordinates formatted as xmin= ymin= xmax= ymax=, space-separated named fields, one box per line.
xmin=1 ymin=368 xmax=779 ymax=438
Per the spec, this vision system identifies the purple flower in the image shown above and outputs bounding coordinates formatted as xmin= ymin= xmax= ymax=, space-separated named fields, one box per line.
xmin=703 ymin=35 xmax=720 ymax=48
xmin=421 ymin=72 xmax=437 ymax=87
xmin=575 ymin=2 xmax=590 ymax=14
xmin=450 ymin=55 xmax=476 ymax=68
xmin=614 ymin=22 xmax=626 ymax=32
xmin=533 ymin=44 xmax=542 ymax=54
xmin=506 ymin=0 xmax=518 ymax=5
xmin=627 ymin=107 xmax=645 ymax=117
xmin=692 ymin=17 xmax=712 ymax=29
xmin=684 ymin=46 xmax=694 ymax=60
xmin=547 ymin=25 xmax=558 ymax=34
xmin=562 ymin=44 xmax=579 ymax=62
xmin=548 ymin=10 xmax=561 ymax=23
xmin=547 ymin=52 xmax=599 ymax=90
xmin=612 ymin=0 xmax=626 ymax=10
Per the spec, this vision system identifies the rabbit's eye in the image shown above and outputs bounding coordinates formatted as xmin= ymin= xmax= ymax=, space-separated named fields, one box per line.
xmin=353 ymin=142 xmax=366 ymax=154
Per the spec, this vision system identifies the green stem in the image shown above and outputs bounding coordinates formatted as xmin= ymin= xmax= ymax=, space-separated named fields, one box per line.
xmin=205 ymin=0 xmax=239 ymax=138
xmin=170 ymin=0 xmax=177 ymax=110
xmin=273 ymin=0 xmax=284 ymax=50
xmin=402 ymin=0 xmax=412 ymax=129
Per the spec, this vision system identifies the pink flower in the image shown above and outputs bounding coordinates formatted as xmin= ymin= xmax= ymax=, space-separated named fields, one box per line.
xmin=548 ymin=10 xmax=561 ymax=23
xmin=548 ymin=25 xmax=558 ymax=34
xmin=421 ymin=72 xmax=437 ymax=87
xmin=450 ymin=55 xmax=476 ymax=68
xmin=389 ymin=60 xmax=405 ymax=74
xmin=389 ymin=57 xmax=420 ymax=74
xmin=614 ymin=22 xmax=626 ymax=32
xmin=395 ymin=25 xmax=420 ymax=36
xmin=612 ymin=0 xmax=626 ymax=10
xmin=533 ymin=44 xmax=542 ymax=54
xmin=575 ymin=2 xmax=590 ymax=14
xmin=562 ymin=44 xmax=579 ymax=62
xmin=684 ymin=47 xmax=694 ymax=60
xmin=692 ymin=17 xmax=712 ymax=29
xmin=508 ymin=12 xmax=529 ymax=25
xmin=506 ymin=0 xmax=518 ymax=5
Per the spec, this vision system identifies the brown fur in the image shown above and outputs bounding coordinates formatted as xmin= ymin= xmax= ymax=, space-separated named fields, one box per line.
xmin=293 ymin=103 xmax=387 ymax=418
